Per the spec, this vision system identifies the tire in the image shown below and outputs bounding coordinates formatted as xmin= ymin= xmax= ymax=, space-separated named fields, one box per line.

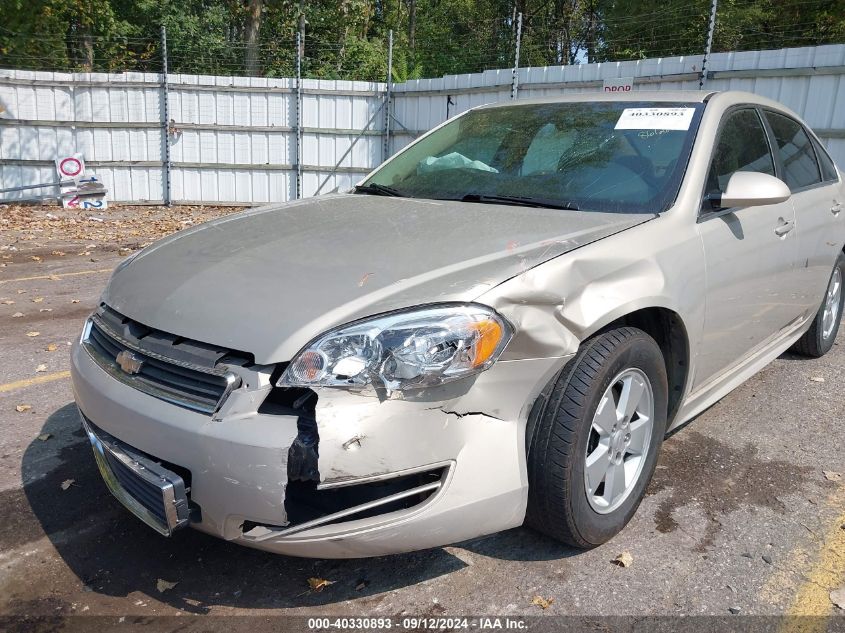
xmin=525 ymin=327 xmax=668 ymax=548
xmin=791 ymin=252 xmax=845 ymax=358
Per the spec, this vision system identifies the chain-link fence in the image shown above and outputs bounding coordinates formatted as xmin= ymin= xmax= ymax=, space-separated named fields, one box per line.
xmin=2 ymin=1 xmax=845 ymax=82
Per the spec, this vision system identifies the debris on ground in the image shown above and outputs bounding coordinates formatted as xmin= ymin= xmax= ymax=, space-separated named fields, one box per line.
xmin=156 ymin=579 xmax=178 ymax=593
xmin=762 ymin=554 xmax=773 ymax=565
xmin=37 ymin=433 xmax=52 ymax=441
xmin=60 ymin=479 xmax=74 ymax=491
xmin=15 ymin=404 xmax=32 ymax=413
xmin=531 ymin=596 xmax=554 ymax=609
xmin=728 ymin=606 xmax=741 ymax=614
xmin=612 ymin=552 xmax=634 ymax=568
xmin=831 ymin=588 xmax=845 ymax=610
xmin=35 ymin=364 xmax=47 ymax=373
xmin=0 ymin=203 xmax=243 ymax=254
xmin=809 ymin=376 xmax=825 ymax=383
xmin=307 ymin=577 xmax=334 ymax=592
xmin=824 ymin=471 xmax=843 ymax=482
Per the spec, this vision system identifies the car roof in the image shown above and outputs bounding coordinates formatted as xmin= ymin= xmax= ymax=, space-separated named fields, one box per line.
xmin=478 ymin=90 xmax=713 ymax=108
xmin=477 ymin=90 xmax=790 ymax=111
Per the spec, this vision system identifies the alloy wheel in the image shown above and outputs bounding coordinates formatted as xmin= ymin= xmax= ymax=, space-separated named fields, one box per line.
xmin=822 ymin=266 xmax=842 ymax=341
xmin=584 ymin=368 xmax=655 ymax=514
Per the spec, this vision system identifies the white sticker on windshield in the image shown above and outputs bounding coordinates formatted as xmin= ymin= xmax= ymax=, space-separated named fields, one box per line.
xmin=614 ymin=107 xmax=696 ymax=131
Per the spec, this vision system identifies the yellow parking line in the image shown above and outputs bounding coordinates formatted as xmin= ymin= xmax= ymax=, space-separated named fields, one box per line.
xmin=0 ymin=370 xmax=71 ymax=393
xmin=778 ymin=486 xmax=845 ymax=633
xmin=0 ymin=268 xmax=112 ymax=284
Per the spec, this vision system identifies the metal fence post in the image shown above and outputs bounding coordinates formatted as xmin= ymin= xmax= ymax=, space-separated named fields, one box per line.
xmin=383 ymin=30 xmax=393 ymax=162
xmin=160 ymin=25 xmax=172 ymax=206
xmin=700 ymin=0 xmax=718 ymax=88
xmin=295 ymin=31 xmax=303 ymax=199
xmin=511 ymin=12 xmax=523 ymax=100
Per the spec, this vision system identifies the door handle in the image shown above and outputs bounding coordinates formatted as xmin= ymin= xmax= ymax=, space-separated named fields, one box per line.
xmin=832 ymin=201 xmax=842 ymax=216
xmin=774 ymin=219 xmax=795 ymax=236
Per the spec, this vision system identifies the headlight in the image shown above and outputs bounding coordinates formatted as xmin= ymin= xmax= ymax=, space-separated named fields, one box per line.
xmin=279 ymin=304 xmax=512 ymax=392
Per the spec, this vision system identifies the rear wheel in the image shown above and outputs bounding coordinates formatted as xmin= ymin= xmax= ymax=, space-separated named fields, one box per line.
xmin=525 ymin=327 xmax=668 ymax=548
xmin=792 ymin=252 xmax=844 ymax=358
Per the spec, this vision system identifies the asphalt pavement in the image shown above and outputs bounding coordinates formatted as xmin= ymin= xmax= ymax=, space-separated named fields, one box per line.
xmin=1 ymin=229 xmax=844 ymax=629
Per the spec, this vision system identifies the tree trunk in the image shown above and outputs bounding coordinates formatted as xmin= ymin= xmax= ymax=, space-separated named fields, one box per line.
xmin=80 ymin=34 xmax=94 ymax=71
xmin=408 ymin=0 xmax=416 ymax=52
xmin=244 ymin=0 xmax=263 ymax=76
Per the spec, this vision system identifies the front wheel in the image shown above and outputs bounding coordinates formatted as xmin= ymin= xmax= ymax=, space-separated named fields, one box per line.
xmin=791 ymin=252 xmax=844 ymax=358
xmin=525 ymin=327 xmax=668 ymax=548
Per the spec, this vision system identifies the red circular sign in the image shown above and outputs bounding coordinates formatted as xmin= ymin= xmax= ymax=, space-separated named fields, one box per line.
xmin=59 ymin=157 xmax=83 ymax=177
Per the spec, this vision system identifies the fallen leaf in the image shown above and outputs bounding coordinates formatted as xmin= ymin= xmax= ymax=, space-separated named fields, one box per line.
xmin=30 ymin=256 xmax=42 ymax=262
xmin=16 ymin=289 xmax=26 ymax=294
xmin=26 ymin=331 xmax=40 ymax=337
xmin=78 ymin=251 xmax=91 ymax=256
xmin=810 ymin=376 xmax=825 ymax=383
xmin=46 ymin=343 xmax=58 ymax=351
xmin=12 ymin=312 xmax=23 ymax=318
xmin=824 ymin=471 xmax=842 ymax=482
xmin=831 ymin=587 xmax=845 ymax=610
xmin=37 ymin=433 xmax=52 ymax=441
xmin=48 ymin=275 xmax=61 ymax=281
xmin=51 ymin=251 xmax=65 ymax=256
xmin=156 ymin=579 xmax=178 ymax=593
xmin=39 ymin=308 xmax=52 ymax=313
xmin=71 ymin=299 xmax=80 ymax=304
xmin=531 ymin=596 xmax=554 ymax=609
xmin=35 ymin=364 xmax=48 ymax=373
xmin=358 ymin=272 xmax=373 ymax=287
xmin=32 ymin=297 xmax=44 ymax=303
xmin=355 ymin=579 xmax=370 ymax=591
xmin=1 ymin=300 xmax=14 ymax=305
xmin=612 ymin=552 xmax=634 ymax=568
xmin=60 ymin=479 xmax=74 ymax=490
xmin=15 ymin=404 xmax=32 ymax=413
xmin=307 ymin=577 xmax=334 ymax=592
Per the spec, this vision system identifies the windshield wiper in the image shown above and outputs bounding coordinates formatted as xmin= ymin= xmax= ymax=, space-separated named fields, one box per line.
xmin=459 ymin=193 xmax=579 ymax=211
xmin=354 ymin=183 xmax=407 ymax=197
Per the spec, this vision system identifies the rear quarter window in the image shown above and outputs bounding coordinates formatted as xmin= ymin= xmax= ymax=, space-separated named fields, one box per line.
xmin=764 ymin=111 xmax=822 ymax=189
xmin=811 ymin=137 xmax=840 ymax=182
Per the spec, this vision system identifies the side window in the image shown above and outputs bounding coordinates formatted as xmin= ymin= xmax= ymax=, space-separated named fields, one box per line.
xmin=764 ymin=112 xmax=822 ymax=189
xmin=706 ymin=109 xmax=775 ymax=196
xmin=811 ymin=137 xmax=839 ymax=182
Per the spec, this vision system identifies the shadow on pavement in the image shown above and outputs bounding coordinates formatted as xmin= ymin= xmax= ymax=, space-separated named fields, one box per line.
xmin=14 ymin=403 xmax=477 ymax=614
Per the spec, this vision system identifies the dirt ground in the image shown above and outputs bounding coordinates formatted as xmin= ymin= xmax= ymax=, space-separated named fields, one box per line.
xmin=1 ymin=203 xmax=844 ymax=631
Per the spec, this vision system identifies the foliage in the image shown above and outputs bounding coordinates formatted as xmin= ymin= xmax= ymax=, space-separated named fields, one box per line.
xmin=1 ymin=0 xmax=844 ymax=79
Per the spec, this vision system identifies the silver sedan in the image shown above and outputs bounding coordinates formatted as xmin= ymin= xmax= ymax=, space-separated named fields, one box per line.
xmin=71 ymin=90 xmax=844 ymax=557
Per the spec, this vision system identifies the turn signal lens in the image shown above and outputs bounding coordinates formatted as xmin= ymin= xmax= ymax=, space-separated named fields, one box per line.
xmin=471 ymin=318 xmax=504 ymax=367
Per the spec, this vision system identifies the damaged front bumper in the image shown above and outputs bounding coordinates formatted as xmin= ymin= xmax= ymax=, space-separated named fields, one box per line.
xmin=71 ymin=337 xmax=567 ymax=558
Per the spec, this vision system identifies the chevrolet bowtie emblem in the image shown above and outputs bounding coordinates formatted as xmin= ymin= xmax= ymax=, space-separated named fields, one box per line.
xmin=116 ymin=350 xmax=144 ymax=375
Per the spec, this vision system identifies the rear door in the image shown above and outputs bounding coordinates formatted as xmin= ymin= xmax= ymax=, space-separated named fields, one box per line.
xmin=761 ymin=110 xmax=844 ymax=318
xmin=693 ymin=107 xmax=801 ymax=390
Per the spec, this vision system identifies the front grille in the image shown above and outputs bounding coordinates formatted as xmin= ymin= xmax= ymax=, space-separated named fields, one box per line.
xmin=81 ymin=415 xmax=190 ymax=536
xmin=103 ymin=446 xmax=171 ymax=525
xmin=82 ymin=304 xmax=248 ymax=414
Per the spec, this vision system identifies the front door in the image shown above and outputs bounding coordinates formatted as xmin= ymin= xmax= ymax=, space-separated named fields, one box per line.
xmin=693 ymin=107 xmax=801 ymax=390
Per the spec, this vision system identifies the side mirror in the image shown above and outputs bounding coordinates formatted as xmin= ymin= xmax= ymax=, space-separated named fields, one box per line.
xmin=713 ymin=171 xmax=791 ymax=209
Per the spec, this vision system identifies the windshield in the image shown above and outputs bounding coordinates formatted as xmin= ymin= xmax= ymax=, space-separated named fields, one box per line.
xmin=362 ymin=101 xmax=704 ymax=213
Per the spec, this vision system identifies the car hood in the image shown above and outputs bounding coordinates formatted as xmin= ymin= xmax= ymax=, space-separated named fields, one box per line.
xmin=103 ymin=194 xmax=651 ymax=364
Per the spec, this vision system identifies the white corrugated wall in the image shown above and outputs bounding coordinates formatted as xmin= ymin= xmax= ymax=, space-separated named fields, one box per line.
xmin=1 ymin=44 xmax=844 ymax=204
